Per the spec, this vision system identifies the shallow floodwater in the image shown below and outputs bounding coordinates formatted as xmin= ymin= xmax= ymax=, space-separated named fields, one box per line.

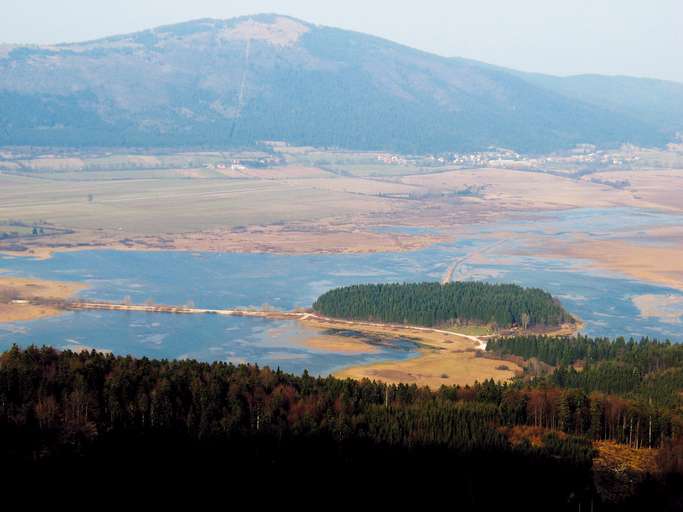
xmin=0 ymin=312 xmax=418 ymax=375
xmin=1 ymin=207 xmax=682 ymax=374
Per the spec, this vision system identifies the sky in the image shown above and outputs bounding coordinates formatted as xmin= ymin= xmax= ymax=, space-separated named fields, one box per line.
xmin=3 ymin=0 xmax=682 ymax=82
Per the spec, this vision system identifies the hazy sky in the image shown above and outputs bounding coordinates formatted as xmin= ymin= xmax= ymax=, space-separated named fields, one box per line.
xmin=3 ymin=0 xmax=682 ymax=82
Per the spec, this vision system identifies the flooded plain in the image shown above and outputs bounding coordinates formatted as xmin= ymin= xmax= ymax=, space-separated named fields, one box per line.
xmin=1 ymin=207 xmax=682 ymax=375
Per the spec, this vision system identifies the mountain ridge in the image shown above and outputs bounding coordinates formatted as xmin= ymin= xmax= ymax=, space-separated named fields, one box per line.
xmin=1 ymin=14 xmax=681 ymax=153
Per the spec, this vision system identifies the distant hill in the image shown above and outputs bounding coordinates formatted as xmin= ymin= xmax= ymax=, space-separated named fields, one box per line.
xmin=511 ymin=71 xmax=683 ymax=135
xmin=1 ymin=13 xmax=681 ymax=153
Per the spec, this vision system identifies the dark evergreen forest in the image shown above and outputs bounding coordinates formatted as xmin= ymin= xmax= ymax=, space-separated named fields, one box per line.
xmin=487 ymin=335 xmax=683 ymax=407
xmin=313 ymin=281 xmax=573 ymax=328
xmin=2 ymin=345 xmax=681 ymax=509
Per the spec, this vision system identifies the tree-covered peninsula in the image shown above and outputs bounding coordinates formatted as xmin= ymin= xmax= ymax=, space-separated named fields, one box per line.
xmin=312 ymin=281 xmax=574 ymax=329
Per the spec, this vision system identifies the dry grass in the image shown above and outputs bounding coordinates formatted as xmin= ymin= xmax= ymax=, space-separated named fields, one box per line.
xmin=301 ymin=317 xmax=476 ymax=350
xmin=400 ymin=167 xmax=648 ymax=210
xmin=0 ymin=302 xmax=68 ymax=323
xmin=582 ymin=169 xmax=683 ymax=212
xmin=334 ymin=349 xmax=521 ymax=389
xmin=0 ymin=276 xmax=85 ymax=301
xmin=235 ymin=165 xmax=335 ymax=179
xmin=0 ymin=276 xmax=85 ymax=323
xmin=299 ymin=317 xmax=521 ymax=389
xmin=0 ymin=220 xmax=449 ymax=259
xmin=301 ymin=334 xmax=380 ymax=354
xmin=0 ymin=174 xmax=397 ymax=233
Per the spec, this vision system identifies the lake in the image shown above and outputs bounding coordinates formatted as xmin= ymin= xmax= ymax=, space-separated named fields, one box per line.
xmin=1 ymin=207 xmax=682 ymax=374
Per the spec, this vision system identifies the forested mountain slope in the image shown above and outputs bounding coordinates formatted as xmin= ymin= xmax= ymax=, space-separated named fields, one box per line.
xmin=0 ymin=14 xmax=679 ymax=152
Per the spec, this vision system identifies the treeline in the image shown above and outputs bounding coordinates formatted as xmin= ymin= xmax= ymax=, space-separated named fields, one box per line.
xmin=0 ymin=346 xmax=591 ymax=456
xmin=487 ymin=335 xmax=683 ymax=407
xmin=0 ymin=346 xmax=600 ymax=507
xmin=487 ymin=335 xmax=683 ymax=369
xmin=312 ymin=281 xmax=573 ymax=328
xmin=499 ymin=385 xmax=678 ymax=449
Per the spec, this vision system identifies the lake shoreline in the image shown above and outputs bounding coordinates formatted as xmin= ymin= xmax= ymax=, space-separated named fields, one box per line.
xmin=0 ymin=275 xmax=86 ymax=324
xmin=59 ymin=299 xmax=575 ymax=388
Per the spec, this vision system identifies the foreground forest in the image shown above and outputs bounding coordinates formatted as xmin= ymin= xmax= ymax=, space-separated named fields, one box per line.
xmin=487 ymin=335 xmax=683 ymax=408
xmin=1 ymin=343 xmax=681 ymax=508
xmin=313 ymin=281 xmax=573 ymax=328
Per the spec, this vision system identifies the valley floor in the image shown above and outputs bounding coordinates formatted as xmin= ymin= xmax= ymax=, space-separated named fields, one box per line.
xmin=1 ymin=145 xmax=682 ymax=387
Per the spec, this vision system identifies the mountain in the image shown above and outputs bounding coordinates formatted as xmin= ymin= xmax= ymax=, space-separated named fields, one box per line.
xmin=1 ymin=13 xmax=681 ymax=153
xmin=514 ymin=72 xmax=683 ymax=135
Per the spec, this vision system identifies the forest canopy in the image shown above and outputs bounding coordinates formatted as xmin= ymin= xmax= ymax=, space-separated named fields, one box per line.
xmin=312 ymin=281 xmax=573 ymax=328
xmin=487 ymin=335 xmax=683 ymax=408
xmin=1 ymin=344 xmax=681 ymax=508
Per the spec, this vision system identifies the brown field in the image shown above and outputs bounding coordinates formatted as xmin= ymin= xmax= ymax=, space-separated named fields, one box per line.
xmin=400 ymin=167 xmax=647 ymax=210
xmin=582 ymin=169 xmax=683 ymax=212
xmin=0 ymin=302 xmax=67 ymax=323
xmin=286 ymin=176 xmax=420 ymax=195
xmin=0 ymin=167 xmax=459 ymax=257
xmin=334 ymin=349 xmax=521 ymax=389
xmin=0 ymin=173 xmax=398 ymax=234
xmin=235 ymin=165 xmax=335 ymax=179
xmin=0 ymin=276 xmax=85 ymax=323
xmin=0 ymin=163 xmax=463 ymax=257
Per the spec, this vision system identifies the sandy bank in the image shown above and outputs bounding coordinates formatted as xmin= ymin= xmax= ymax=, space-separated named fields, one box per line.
xmin=302 ymin=334 xmax=380 ymax=354
xmin=0 ymin=276 xmax=85 ymax=323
